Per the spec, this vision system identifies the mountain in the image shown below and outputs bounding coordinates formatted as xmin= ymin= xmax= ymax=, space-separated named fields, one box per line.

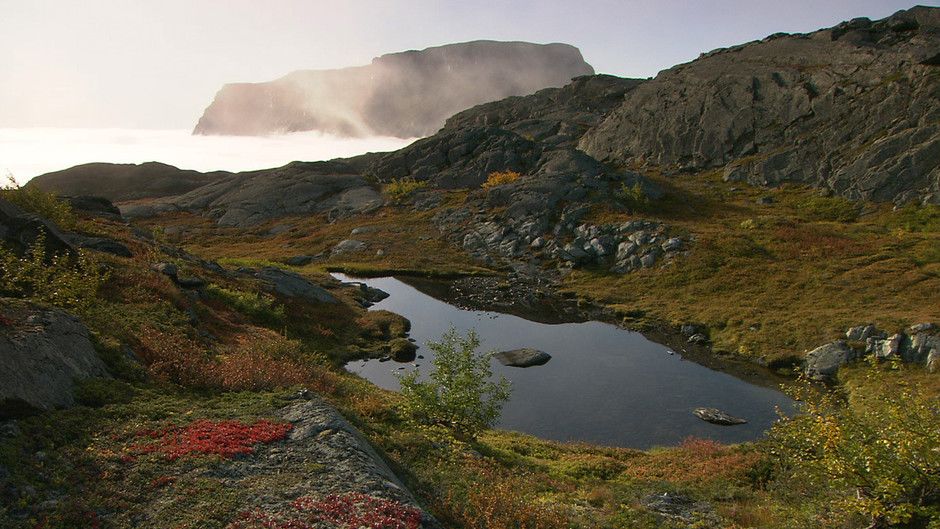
xmin=580 ymin=6 xmax=940 ymax=205
xmin=192 ymin=40 xmax=594 ymax=138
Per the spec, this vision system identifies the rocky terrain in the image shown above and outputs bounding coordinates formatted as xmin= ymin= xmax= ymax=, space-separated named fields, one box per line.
xmin=580 ymin=6 xmax=940 ymax=205
xmin=29 ymin=162 xmax=230 ymax=202
xmin=193 ymin=40 xmax=594 ymax=138
xmin=5 ymin=8 xmax=940 ymax=528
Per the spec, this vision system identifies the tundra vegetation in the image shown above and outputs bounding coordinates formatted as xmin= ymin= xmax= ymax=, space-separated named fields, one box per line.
xmin=0 ymin=181 xmax=936 ymax=529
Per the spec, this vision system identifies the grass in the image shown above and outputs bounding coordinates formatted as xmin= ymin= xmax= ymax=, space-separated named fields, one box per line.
xmin=565 ymin=171 xmax=940 ymax=365
xmin=3 ymin=168 xmax=938 ymax=528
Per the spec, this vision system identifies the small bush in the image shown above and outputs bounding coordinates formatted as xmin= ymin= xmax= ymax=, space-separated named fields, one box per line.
xmin=205 ymin=284 xmax=285 ymax=327
xmin=438 ymin=463 xmax=570 ymax=529
xmin=397 ymin=328 xmax=510 ymax=441
xmin=132 ymin=419 xmax=292 ymax=460
xmin=0 ymin=234 xmax=106 ymax=311
xmin=790 ymin=195 xmax=860 ymax=222
xmin=384 ymin=177 xmax=428 ymax=203
xmin=769 ymin=367 xmax=940 ymax=528
xmin=216 ymin=335 xmax=338 ymax=393
xmin=1 ymin=175 xmax=76 ymax=229
xmin=230 ymin=493 xmax=422 ymax=529
xmin=74 ymin=378 xmax=136 ymax=407
xmin=616 ymin=182 xmax=651 ymax=212
xmin=482 ymin=170 xmax=522 ymax=190
xmin=890 ymin=204 xmax=940 ymax=233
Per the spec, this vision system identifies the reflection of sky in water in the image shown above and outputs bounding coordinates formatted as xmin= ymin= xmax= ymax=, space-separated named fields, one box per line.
xmin=335 ymin=274 xmax=794 ymax=449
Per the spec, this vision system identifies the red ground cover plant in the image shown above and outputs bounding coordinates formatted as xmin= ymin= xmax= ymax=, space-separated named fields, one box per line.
xmin=132 ymin=419 xmax=292 ymax=460
xmin=227 ymin=492 xmax=423 ymax=529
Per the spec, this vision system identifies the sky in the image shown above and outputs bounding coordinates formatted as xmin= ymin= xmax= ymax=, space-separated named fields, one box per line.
xmin=0 ymin=0 xmax=933 ymax=129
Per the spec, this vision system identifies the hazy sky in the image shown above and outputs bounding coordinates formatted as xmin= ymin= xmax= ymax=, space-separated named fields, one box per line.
xmin=0 ymin=0 xmax=932 ymax=129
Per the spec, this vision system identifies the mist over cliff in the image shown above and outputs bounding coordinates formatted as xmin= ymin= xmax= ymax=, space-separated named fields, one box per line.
xmin=192 ymin=40 xmax=594 ymax=138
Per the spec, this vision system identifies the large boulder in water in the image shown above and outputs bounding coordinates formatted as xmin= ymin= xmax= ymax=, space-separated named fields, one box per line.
xmin=0 ymin=301 xmax=110 ymax=417
xmin=693 ymin=407 xmax=747 ymax=425
xmin=493 ymin=348 xmax=551 ymax=367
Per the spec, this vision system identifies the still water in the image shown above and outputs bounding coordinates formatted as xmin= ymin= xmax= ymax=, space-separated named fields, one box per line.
xmin=335 ymin=274 xmax=793 ymax=449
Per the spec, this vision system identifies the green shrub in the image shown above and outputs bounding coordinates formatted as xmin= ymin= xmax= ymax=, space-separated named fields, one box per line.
xmin=397 ymin=328 xmax=510 ymax=441
xmin=1 ymin=175 xmax=76 ymax=229
xmin=790 ymin=195 xmax=860 ymax=222
xmin=205 ymin=284 xmax=285 ymax=327
xmin=769 ymin=366 xmax=940 ymax=528
xmin=890 ymin=204 xmax=940 ymax=233
xmin=481 ymin=170 xmax=522 ymax=190
xmin=0 ymin=234 xmax=105 ymax=311
xmin=385 ymin=177 xmax=428 ymax=203
xmin=75 ymin=378 xmax=136 ymax=407
xmin=616 ymin=182 xmax=651 ymax=212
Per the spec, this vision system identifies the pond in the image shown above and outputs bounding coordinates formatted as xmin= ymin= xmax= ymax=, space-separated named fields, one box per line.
xmin=334 ymin=273 xmax=794 ymax=449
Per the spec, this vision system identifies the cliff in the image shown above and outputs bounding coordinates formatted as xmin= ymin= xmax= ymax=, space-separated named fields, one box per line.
xmin=192 ymin=40 xmax=594 ymax=138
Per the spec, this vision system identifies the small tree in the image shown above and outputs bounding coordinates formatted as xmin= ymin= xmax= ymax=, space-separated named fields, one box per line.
xmin=768 ymin=364 xmax=940 ymax=528
xmin=397 ymin=328 xmax=511 ymax=441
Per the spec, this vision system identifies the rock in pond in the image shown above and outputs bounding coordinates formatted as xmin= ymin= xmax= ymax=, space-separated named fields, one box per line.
xmin=389 ymin=338 xmax=418 ymax=362
xmin=692 ymin=407 xmax=747 ymax=426
xmin=493 ymin=348 xmax=551 ymax=367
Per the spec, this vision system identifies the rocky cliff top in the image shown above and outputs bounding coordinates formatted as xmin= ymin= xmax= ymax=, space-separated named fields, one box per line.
xmin=580 ymin=6 xmax=940 ymax=205
xmin=193 ymin=40 xmax=594 ymax=138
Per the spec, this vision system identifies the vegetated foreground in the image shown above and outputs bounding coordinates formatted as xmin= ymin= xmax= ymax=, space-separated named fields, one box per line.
xmin=5 ymin=6 xmax=940 ymax=529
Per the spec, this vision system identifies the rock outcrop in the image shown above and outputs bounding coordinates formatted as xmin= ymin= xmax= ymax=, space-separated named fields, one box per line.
xmin=0 ymin=301 xmax=110 ymax=417
xmin=27 ymin=162 xmax=230 ymax=202
xmin=805 ymin=322 xmax=940 ymax=379
xmin=0 ymin=199 xmax=75 ymax=257
xmin=194 ymin=40 xmax=594 ymax=138
xmin=692 ymin=408 xmax=747 ymax=426
xmin=580 ymin=6 xmax=940 ymax=205
xmin=218 ymin=396 xmax=440 ymax=528
xmin=144 ymin=161 xmax=384 ymax=228
xmin=493 ymin=348 xmax=551 ymax=367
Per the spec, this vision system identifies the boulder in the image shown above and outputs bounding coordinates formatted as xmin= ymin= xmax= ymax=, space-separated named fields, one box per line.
xmin=152 ymin=262 xmax=179 ymax=279
xmin=256 ymin=267 xmax=338 ymax=304
xmin=0 ymin=301 xmax=110 ymax=417
xmin=388 ymin=338 xmax=418 ymax=362
xmin=0 ymin=198 xmax=75 ymax=257
xmin=331 ymin=239 xmax=368 ymax=256
xmin=661 ymin=237 xmax=683 ymax=252
xmin=846 ymin=323 xmax=882 ymax=341
xmin=805 ymin=340 xmax=856 ymax=380
xmin=65 ymin=234 xmax=132 ymax=258
xmin=285 ymin=255 xmax=316 ymax=266
xmin=692 ymin=407 xmax=747 ymax=425
xmin=493 ymin=348 xmax=552 ymax=367
xmin=62 ymin=196 xmax=121 ymax=217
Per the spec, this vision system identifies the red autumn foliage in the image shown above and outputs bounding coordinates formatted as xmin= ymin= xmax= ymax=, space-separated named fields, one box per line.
xmin=227 ymin=492 xmax=422 ymax=529
xmin=132 ymin=419 xmax=292 ymax=460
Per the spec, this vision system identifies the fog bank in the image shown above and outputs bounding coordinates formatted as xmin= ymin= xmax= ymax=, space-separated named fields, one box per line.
xmin=0 ymin=128 xmax=415 ymax=185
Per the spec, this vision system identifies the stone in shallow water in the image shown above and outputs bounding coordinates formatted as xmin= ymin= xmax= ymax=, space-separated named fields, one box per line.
xmin=692 ymin=407 xmax=747 ymax=425
xmin=493 ymin=348 xmax=551 ymax=368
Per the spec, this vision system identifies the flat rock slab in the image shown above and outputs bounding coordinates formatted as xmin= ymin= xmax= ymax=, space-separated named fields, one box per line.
xmin=0 ymin=301 xmax=110 ymax=417
xmin=493 ymin=348 xmax=551 ymax=367
xmin=693 ymin=407 xmax=747 ymax=426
